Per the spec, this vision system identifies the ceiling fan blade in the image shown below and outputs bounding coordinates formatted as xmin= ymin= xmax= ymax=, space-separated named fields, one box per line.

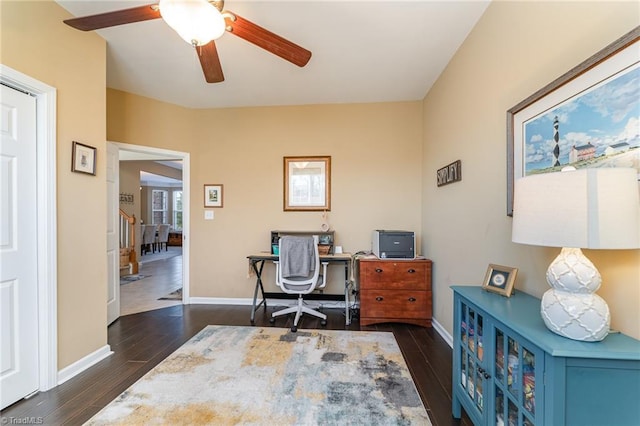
xmin=225 ymin=13 xmax=311 ymax=67
xmin=63 ymin=4 xmax=161 ymax=31
xmin=197 ymin=42 xmax=225 ymax=83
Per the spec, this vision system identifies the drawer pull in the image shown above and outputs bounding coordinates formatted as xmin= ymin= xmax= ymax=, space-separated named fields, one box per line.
xmin=375 ymin=296 xmax=384 ymax=302
xmin=408 ymin=297 xmax=417 ymax=302
xmin=407 ymin=269 xmax=416 ymax=273
xmin=375 ymin=268 xmax=383 ymax=273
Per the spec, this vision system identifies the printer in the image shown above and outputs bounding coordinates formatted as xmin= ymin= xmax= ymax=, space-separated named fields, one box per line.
xmin=372 ymin=230 xmax=415 ymax=259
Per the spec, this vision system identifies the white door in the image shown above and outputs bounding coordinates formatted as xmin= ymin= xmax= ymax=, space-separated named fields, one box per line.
xmin=106 ymin=143 xmax=120 ymax=324
xmin=0 ymin=84 xmax=39 ymax=409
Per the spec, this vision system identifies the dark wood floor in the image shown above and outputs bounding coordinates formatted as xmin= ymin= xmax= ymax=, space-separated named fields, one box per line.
xmin=2 ymin=304 xmax=472 ymax=425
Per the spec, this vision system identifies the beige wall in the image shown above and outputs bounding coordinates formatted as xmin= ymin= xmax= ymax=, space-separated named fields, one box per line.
xmin=3 ymin=0 xmax=639 ymax=377
xmin=422 ymin=1 xmax=640 ymax=338
xmin=1 ymin=0 xmax=108 ymax=367
xmin=108 ymin=91 xmax=424 ymax=295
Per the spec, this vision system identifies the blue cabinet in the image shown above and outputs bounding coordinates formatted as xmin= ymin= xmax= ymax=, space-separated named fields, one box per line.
xmin=452 ymin=286 xmax=640 ymax=426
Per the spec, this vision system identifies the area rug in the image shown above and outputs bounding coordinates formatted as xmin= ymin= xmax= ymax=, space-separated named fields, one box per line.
xmin=158 ymin=287 xmax=182 ymax=300
xmin=119 ymin=274 xmax=150 ymax=285
xmin=139 ymin=246 xmax=182 ymax=265
xmin=84 ymin=326 xmax=431 ymax=425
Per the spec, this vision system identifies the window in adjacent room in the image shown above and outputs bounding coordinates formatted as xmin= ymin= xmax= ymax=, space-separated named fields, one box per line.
xmin=152 ymin=189 xmax=168 ymax=224
xmin=173 ymin=190 xmax=183 ymax=230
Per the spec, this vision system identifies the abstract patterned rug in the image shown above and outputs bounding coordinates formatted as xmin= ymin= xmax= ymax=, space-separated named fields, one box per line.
xmin=85 ymin=326 xmax=431 ymax=425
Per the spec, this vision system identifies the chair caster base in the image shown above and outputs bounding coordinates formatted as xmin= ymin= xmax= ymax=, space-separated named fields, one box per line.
xmin=291 ymin=326 xmax=297 ymax=332
xmin=321 ymin=320 xmax=327 ymax=326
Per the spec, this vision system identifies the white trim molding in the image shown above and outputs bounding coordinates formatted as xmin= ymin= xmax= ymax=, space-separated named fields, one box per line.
xmin=1 ymin=64 xmax=58 ymax=391
xmin=189 ymin=297 xmax=254 ymax=306
xmin=188 ymin=297 xmax=349 ymax=310
xmin=432 ymin=317 xmax=453 ymax=348
xmin=57 ymin=345 xmax=113 ymax=385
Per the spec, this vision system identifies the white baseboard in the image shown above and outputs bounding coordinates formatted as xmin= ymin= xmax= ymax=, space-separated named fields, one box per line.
xmin=57 ymin=344 xmax=113 ymax=385
xmin=188 ymin=297 xmax=253 ymax=305
xmin=188 ymin=297 xmax=349 ymax=309
xmin=432 ymin=317 xmax=453 ymax=348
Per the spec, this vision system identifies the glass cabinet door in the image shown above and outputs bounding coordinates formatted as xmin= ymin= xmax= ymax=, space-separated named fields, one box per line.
xmin=459 ymin=301 xmax=486 ymax=417
xmin=493 ymin=327 xmax=541 ymax=425
xmin=522 ymin=347 xmax=536 ymax=419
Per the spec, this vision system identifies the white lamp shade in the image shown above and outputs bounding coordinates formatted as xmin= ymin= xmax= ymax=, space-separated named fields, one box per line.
xmin=512 ymin=168 xmax=640 ymax=249
xmin=159 ymin=0 xmax=226 ymax=46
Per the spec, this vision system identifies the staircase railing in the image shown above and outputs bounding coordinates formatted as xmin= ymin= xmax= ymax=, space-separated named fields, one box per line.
xmin=119 ymin=209 xmax=139 ymax=274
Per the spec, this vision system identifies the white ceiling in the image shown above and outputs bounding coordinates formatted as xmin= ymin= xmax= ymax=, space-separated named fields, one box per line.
xmin=140 ymin=170 xmax=183 ymax=186
xmin=56 ymin=0 xmax=490 ymax=109
xmin=119 ymin=150 xmax=183 ymax=183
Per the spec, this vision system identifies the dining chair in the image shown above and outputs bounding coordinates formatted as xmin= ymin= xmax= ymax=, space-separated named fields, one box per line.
xmin=141 ymin=224 xmax=157 ymax=255
xmin=156 ymin=224 xmax=171 ymax=252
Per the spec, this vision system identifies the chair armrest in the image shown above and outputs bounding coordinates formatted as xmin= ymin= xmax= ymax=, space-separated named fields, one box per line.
xmin=273 ymin=260 xmax=281 ymax=287
xmin=317 ymin=261 xmax=329 ymax=289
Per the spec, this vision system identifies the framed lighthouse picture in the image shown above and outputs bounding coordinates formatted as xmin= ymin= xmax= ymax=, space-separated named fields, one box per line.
xmin=506 ymin=27 xmax=639 ymax=216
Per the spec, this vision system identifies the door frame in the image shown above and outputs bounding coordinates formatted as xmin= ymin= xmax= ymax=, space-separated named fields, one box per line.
xmin=1 ymin=65 xmax=58 ymax=391
xmin=112 ymin=142 xmax=190 ymax=304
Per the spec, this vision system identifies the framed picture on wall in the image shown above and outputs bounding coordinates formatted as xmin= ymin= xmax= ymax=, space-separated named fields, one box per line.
xmin=283 ymin=155 xmax=331 ymax=211
xmin=71 ymin=141 xmax=97 ymax=175
xmin=482 ymin=264 xmax=518 ymax=297
xmin=204 ymin=184 xmax=223 ymax=208
xmin=506 ymin=27 xmax=640 ymax=216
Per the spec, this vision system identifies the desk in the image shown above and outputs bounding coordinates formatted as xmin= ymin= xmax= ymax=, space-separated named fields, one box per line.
xmin=247 ymin=252 xmax=353 ymax=325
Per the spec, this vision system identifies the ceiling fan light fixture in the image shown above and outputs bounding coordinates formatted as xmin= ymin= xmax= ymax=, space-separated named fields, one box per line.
xmin=159 ymin=0 xmax=226 ymax=46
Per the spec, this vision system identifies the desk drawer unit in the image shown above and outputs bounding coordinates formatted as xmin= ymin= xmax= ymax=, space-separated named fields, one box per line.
xmin=359 ymin=258 xmax=432 ymax=327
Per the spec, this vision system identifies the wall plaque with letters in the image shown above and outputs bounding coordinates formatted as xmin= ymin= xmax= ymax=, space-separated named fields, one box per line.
xmin=436 ymin=160 xmax=462 ymax=187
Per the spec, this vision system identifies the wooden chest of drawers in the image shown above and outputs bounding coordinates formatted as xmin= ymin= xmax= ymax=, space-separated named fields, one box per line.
xmin=168 ymin=231 xmax=182 ymax=246
xmin=359 ymin=258 xmax=432 ymax=327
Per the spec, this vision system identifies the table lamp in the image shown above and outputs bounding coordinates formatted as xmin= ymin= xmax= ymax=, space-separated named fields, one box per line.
xmin=512 ymin=167 xmax=640 ymax=342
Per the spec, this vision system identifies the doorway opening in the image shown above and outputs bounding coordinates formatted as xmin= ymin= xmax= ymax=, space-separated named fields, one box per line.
xmin=114 ymin=143 xmax=190 ymax=317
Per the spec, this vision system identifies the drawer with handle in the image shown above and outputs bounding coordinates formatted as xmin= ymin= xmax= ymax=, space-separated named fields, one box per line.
xmin=360 ymin=290 xmax=431 ymax=319
xmin=360 ymin=261 xmax=429 ymax=290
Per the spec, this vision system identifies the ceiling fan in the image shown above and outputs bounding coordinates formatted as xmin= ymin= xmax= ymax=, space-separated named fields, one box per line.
xmin=63 ymin=0 xmax=312 ymax=83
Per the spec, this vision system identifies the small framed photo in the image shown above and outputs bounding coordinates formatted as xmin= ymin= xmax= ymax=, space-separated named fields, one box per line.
xmin=482 ymin=264 xmax=518 ymax=297
xmin=204 ymin=184 xmax=223 ymax=208
xmin=71 ymin=141 xmax=96 ymax=175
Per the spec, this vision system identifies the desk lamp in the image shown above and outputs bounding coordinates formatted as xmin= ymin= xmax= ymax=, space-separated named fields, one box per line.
xmin=512 ymin=167 xmax=640 ymax=342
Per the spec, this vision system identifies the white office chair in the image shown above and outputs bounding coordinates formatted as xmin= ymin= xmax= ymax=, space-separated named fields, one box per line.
xmin=270 ymin=235 xmax=328 ymax=332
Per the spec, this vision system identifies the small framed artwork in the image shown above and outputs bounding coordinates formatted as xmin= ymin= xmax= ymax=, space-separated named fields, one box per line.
xmin=482 ymin=264 xmax=518 ymax=297
xmin=71 ymin=141 xmax=97 ymax=175
xmin=204 ymin=184 xmax=223 ymax=208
